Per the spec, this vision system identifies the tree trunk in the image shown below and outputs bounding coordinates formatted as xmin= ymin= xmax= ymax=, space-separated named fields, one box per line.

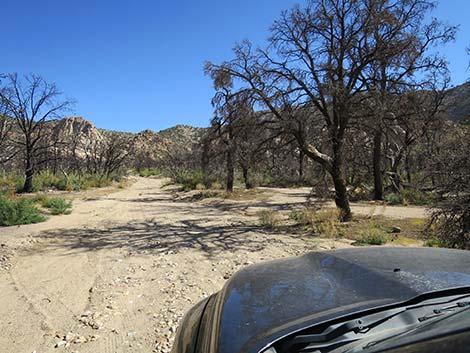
xmin=331 ymin=164 xmax=352 ymax=222
xmin=331 ymin=134 xmax=352 ymax=222
xmin=298 ymin=149 xmax=304 ymax=182
xmin=23 ymin=156 xmax=34 ymax=193
xmin=226 ymin=145 xmax=234 ymax=192
xmin=373 ymin=130 xmax=384 ymax=200
xmin=405 ymin=151 xmax=412 ymax=184
xmin=201 ymin=141 xmax=211 ymax=189
xmin=241 ymin=164 xmax=252 ymax=189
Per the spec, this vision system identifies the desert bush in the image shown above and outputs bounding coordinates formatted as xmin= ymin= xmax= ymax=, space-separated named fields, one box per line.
xmin=401 ymin=189 xmax=432 ymax=206
xmin=310 ymin=209 xmax=342 ymax=238
xmin=349 ymin=185 xmax=372 ymax=202
xmin=288 ymin=208 xmax=305 ymax=223
xmin=424 ymin=129 xmax=469 ymax=250
xmin=0 ymin=174 xmax=25 ymax=194
xmin=138 ymin=168 xmax=160 ymax=177
xmin=195 ymin=183 xmax=206 ymax=190
xmin=289 ymin=207 xmax=342 ymax=237
xmin=209 ymin=181 xmax=223 ymax=190
xmin=0 ymin=195 xmax=46 ymax=226
xmin=258 ymin=210 xmax=282 ymax=229
xmin=2 ymin=171 xmax=118 ymax=193
xmin=41 ymin=197 xmax=73 ymax=215
xmin=174 ymin=170 xmax=204 ymax=191
xmin=423 ymin=235 xmax=443 ymax=248
xmin=384 ymin=189 xmax=432 ymax=206
xmin=357 ymin=227 xmax=389 ymax=245
xmin=384 ymin=193 xmax=403 ymax=205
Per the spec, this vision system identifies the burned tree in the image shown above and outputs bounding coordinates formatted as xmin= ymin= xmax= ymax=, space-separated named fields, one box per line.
xmin=0 ymin=74 xmax=73 ymax=192
xmin=426 ymin=127 xmax=470 ymax=249
xmin=83 ymin=133 xmax=131 ymax=178
xmin=206 ymin=0 xmax=454 ymax=220
xmin=0 ymin=101 xmax=16 ymax=165
xmin=361 ymin=0 xmax=455 ymax=200
xmin=206 ymin=68 xmax=255 ymax=192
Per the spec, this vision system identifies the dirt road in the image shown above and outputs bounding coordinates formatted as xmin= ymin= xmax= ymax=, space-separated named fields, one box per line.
xmin=0 ymin=178 xmax=425 ymax=353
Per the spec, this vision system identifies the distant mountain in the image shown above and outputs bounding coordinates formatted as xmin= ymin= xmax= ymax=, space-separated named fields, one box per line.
xmin=443 ymin=82 xmax=470 ymax=124
xmin=52 ymin=116 xmax=103 ymax=143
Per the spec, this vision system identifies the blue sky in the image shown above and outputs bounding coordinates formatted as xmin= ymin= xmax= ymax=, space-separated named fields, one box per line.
xmin=1 ymin=0 xmax=469 ymax=133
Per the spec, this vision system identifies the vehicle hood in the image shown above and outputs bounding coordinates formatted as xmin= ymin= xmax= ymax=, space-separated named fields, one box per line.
xmin=210 ymin=247 xmax=470 ymax=353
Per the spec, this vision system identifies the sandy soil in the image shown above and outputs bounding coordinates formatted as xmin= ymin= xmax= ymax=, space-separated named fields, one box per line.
xmin=0 ymin=178 xmax=426 ymax=353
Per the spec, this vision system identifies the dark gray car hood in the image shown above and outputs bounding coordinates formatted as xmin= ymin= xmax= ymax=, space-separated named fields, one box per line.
xmin=209 ymin=247 xmax=470 ymax=353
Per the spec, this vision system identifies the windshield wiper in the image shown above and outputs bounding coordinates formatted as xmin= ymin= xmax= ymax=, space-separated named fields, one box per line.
xmin=418 ymin=300 xmax=470 ymax=322
xmin=288 ymin=308 xmax=405 ymax=345
xmin=278 ymin=294 xmax=470 ymax=353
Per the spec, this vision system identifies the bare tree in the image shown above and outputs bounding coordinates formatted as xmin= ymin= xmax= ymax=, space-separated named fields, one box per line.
xmin=426 ymin=127 xmax=470 ymax=249
xmin=206 ymin=0 xmax=454 ymax=220
xmin=206 ymin=69 xmax=256 ymax=192
xmin=361 ymin=1 xmax=455 ymax=200
xmin=0 ymin=106 xmax=16 ymax=165
xmin=0 ymin=73 xmax=73 ymax=192
xmin=83 ymin=133 xmax=130 ymax=178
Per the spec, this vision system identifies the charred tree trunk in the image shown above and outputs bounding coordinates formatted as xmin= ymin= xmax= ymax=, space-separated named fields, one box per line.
xmin=405 ymin=151 xmax=412 ymax=184
xmin=299 ymin=149 xmax=304 ymax=182
xmin=226 ymin=128 xmax=235 ymax=192
xmin=373 ymin=130 xmax=384 ymax=200
xmin=201 ymin=140 xmax=211 ymax=189
xmin=23 ymin=147 xmax=34 ymax=193
xmin=226 ymin=147 xmax=234 ymax=192
xmin=241 ymin=164 xmax=252 ymax=189
xmin=331 ymin=156 xmax=352 ymax=221
xmin=331 ymin=129 xmax=351 ymax=222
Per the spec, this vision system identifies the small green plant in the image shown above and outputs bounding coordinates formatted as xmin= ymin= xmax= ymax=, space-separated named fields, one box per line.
xmin=423 ymin=236 xmax=442 ymax=248
xmin=41 ymin=197 xmax=73 ymax=215
xmin=384 ymin=193 xmax=403 ymax=205
xmin=401 ymin=189 xmax=432 ymax=206
xmin=0 ymin=195 xmax=47 ymax=226
xmin=357 ymin=227 xmax=389 ymax=245
xmin=289 ymin=208 xmax=305 ymax=223
xmin=173 ymin=170 xmax=205 ymax=191
xmin=258 ymin=210 xmax=282 ymax=229
xmin=138 ymin=168 xmax=161 ymax=177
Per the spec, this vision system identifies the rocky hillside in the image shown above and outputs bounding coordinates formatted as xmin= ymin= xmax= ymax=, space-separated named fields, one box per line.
xmin=51 ymin=117 xmax=205 ymax=147
xmin=47 ymin=117 xmax=206 ymax=168
xmin=444 ymin=82 xmax=470 ymax=124
xmin=52 ymin=116 xmax=103 ymax=143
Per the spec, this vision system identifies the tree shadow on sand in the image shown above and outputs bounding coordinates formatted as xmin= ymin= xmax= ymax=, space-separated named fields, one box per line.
xmin=37 ymin=219 xmax=303 ymax=259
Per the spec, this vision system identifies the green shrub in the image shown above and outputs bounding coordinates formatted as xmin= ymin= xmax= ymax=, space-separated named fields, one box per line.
xmin=401 ymin=189 xmax=432 ymax=206
xmin=0 ymin=196 xmax=46 ymax=226
xmin=357 ymin=227 xmax=389 ymax=245
xmin=289 ymin=208 xmax=305 ymax=223
xmin=1 ymin=172 xmax=119 ymax=194
xmin=423 ymin=236 xmax=443 ymax=248
xmin=258 ymin=210 xmax=282 ymax=229
xmin=41 ymin=197 xmax=73 ymax=215
xmin=384 ymin=190 xmax=433 ymax=206
xmin=174 ymin=170 xmax=204 ymax=191
xmin=139 ymin=168 xmax=160 ymax=177
xmin=384 ymin=193 xmax=403 ymax=205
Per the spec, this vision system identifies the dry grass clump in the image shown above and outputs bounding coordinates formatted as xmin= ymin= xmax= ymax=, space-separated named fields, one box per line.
xmin=289 ymin=207 xmax=342 ymax=238
xmin=257 ymin=210 xmax=283 ymax=229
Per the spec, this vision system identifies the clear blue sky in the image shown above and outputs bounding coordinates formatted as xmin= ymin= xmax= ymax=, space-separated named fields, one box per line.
xmin=1 ymin=0 xmax=469 ymax=133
